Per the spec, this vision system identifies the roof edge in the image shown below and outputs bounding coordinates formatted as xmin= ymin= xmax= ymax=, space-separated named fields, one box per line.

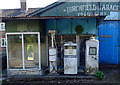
xmin=28 ymin=2 xmax=64 ymax=16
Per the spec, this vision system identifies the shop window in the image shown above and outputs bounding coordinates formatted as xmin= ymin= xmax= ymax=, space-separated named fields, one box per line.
xmin=0 ymin=23 xmax=5 ymax=31
xmin=8 ymin=35 xmax=23 ymax=69
xmin=1 ymin=38 xmax=6 ymax=47
xmin=7 ymin=33 xmax=40 ymax=69
xmin=24 ymin=34 xmax=39 ymax=68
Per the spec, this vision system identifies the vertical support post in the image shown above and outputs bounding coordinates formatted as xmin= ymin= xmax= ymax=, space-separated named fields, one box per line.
xmin=46 ymin=36 xmax=48 ymax=66
xmin=38 ymin=33 xmax=41 ymax=70
xmin=76 ymin=35 xmax=80 ymax=67
xmin=60 ymin=35 xmax=63 ymax=66
xmin=52 ymin=36 xmax=54 ymax=48
xmin=6 ymin=34 xmax=9 ymax=69
xmin=70 ymin=18 xmax=72 ymax=34
xmin=22 ymin=34 xmax=25 ymax=69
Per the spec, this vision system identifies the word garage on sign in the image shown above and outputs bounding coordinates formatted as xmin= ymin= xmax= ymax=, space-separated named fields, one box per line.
xmin=64 ymin=4 xmax=119 ymax=16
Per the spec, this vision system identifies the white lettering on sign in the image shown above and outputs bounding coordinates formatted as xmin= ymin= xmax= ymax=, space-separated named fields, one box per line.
xmin=64 ymin=4 xmax=119 ymax=16
xmin=100 ymin=5 xmax=118 ymax=11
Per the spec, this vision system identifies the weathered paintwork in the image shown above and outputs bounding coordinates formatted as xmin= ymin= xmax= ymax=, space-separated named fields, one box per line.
xmin=64 ymin=58 xmax=77 ymax=74
xmin=6 ymin=20 xmax=46 ymax=34
xmin=46 ymin=18 xmax=97 ymax=35
xmin=49 ymin=48 xmax=57 ymax=73
xmin=29 ymin=2 xmax=119 ymax=17
xmin=85 ymin=37 xmax=99 ymax=75
xmin=64 ymin=42 xmax=77 ymax=74
xmin=99 ymin=21 xmax=120 ymax=64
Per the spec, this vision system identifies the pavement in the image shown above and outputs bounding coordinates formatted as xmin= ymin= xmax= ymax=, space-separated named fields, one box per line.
xmin=1 ymin=64 xmax=120 ymax=84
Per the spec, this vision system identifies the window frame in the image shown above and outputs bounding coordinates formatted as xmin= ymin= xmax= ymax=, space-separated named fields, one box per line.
xmin=6 ymin=32 xmax=41 ymax=70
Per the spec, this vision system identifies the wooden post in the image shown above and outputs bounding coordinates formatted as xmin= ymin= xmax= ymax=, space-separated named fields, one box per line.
xmin=76 ymin=35 xmax=80 ymax=67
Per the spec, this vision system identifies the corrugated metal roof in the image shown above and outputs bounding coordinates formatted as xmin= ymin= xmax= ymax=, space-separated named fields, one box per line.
xmin=28 ymin=2 xmax=64 ymax=16
xmin=1 ymin=8 xmax=41 ymax=18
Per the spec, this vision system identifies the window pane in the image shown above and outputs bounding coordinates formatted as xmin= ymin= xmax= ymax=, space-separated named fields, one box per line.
xmin=24 ymin=34 xmax=39 ymax=69
xmin=8 ymin=35 xmax=22 ymax=69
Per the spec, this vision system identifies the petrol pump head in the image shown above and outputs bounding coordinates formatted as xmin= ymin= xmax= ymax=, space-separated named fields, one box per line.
xmin=90 ymin=35 xmax=96 ymax=40
xmin=48 ymin=30 xmax=56 ymax=48
xmin=48 ymin=30 xmax=56 ymax=37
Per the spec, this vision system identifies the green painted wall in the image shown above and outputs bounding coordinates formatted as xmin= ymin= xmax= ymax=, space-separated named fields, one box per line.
xmin=46 ymin=18 xmax=97 ymax=35
xmin=6 ymin=20 xmax=46 ymax=34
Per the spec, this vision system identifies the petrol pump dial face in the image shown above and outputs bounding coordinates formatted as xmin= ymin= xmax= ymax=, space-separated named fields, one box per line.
xmin=89 ymin=47 xmax=97 ymax=55
xmin=68 ymin=47 xmax=73 ymax=54
xmin=64 ymin=46 xmax=76 ymax=55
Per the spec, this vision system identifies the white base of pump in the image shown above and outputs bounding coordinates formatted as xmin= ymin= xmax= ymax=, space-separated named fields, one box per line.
xmin=64 ymin=58 xmax=77 ymax=74
xmin=49 ymin=48 xmax=57 ymax=74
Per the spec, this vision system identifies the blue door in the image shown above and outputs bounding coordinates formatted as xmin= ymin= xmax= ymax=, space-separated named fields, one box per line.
xmin=99 ymin=21 xmax=118 ymax=64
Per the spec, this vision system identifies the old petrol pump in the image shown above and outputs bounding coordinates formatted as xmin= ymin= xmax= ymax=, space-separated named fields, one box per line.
xmin=48 ymin=30 xmax=57 ymax=74
xmin=85 ymin=36 xmax=99 ymax=75
xmin=64 ymin=42 xmax=77 ymax=74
